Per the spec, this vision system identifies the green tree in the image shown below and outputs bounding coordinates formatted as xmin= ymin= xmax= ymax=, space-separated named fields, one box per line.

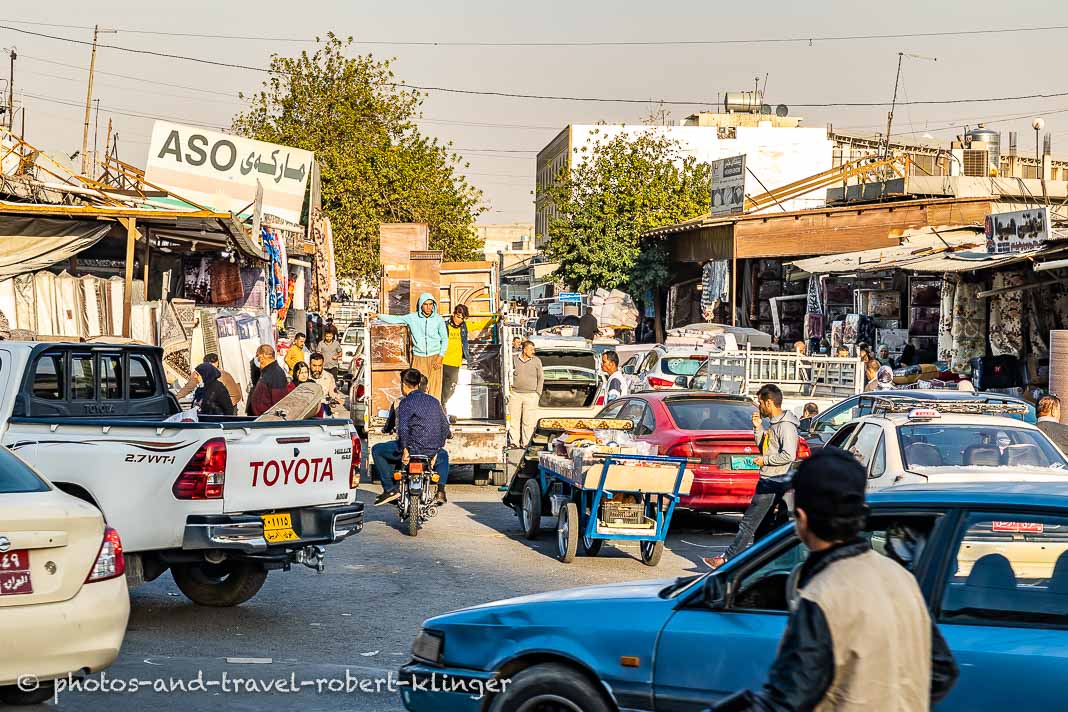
xmin=541 ymin=129 xmax=712 ymax=298
xmin=232 ymin=34 xmax=485 ymax=280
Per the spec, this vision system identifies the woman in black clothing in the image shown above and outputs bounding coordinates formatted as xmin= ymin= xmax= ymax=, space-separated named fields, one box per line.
xmin=195 ymin=363 xmax=236 ymax=416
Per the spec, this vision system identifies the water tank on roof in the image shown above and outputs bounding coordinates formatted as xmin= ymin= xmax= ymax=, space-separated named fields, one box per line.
xmin=967 ymin=125 xmax=1001 ymax=174
xmin=724 ymin=91 xmax=762 ymax=113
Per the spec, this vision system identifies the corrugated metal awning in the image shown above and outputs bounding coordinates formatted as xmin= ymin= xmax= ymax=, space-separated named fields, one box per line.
xmin=789 ymin=225 xmax=1068 ymax=275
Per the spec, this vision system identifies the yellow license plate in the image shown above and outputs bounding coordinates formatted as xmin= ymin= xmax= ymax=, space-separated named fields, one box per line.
xmin=261 ymin=513 xmax=300 ymax=543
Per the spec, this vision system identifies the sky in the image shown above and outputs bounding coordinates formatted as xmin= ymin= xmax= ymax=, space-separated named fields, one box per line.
xmin=4 ymin=0 xmax=1068 ymax=225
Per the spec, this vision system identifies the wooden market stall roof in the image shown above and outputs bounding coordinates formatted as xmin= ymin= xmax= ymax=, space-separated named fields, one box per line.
xmin=645 ymin=196 xmax=997 ymax=263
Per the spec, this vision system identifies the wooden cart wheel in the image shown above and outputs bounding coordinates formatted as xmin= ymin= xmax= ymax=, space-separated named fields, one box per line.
xmin=640 ymin=540 xmax=665 ymax=567
xmin=557 ymin=502 xmax=579 ymax=563
xmin=521 ymin=479 xmax=542 ymax=539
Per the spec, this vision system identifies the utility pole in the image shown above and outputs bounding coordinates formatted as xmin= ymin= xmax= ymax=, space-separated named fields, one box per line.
xmin=81 ymin=25 xmax=115 ymax=176
xmin=6 ymin=48 xmax=14 ymax=131
xmin=92 ymin=98 xmax=100 ymax=178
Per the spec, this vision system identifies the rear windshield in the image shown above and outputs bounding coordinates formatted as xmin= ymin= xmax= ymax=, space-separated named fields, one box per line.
xmin=342 ymin=330 xmax=362 ymax=345
xmin=667 ymin=398 xmax=757 ymax=430
xmin=899 ymin=424 xmax=1068 ymax=470
xmin=0 ymin=449 xmax=50 ymax=494
xmin=662 ymin=357 xmax=706 ymax=376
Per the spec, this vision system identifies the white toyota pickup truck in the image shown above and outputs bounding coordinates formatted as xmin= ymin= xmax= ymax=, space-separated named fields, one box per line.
xmin=0 ymin=341 xmax=363 ymax=607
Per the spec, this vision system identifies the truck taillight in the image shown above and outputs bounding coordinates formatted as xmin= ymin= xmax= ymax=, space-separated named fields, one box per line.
xmin=172 ymin=438 xmax=227 ymax=500
xmin=648 ymin=376 xmax=675 ymax=389
xmin=86 ymin=527 xmax=125 ymax=583
xmin=354 ymin=384 xmax=366 ymax=402
xmin=595 ymin=394 xmax=605 ymax=406
xmin=350 ymin=434 xmax=362 ymax=489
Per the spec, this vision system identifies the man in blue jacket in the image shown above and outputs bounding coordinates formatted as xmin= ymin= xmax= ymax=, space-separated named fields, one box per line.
xmin=372 ymin=293 xmax=449 ymax=400
xmin=372 ymin=368 xmax=451 ymax=506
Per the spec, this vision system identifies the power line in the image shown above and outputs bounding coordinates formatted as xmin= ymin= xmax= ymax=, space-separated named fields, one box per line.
xmin=20 ymin=54 xmax=243 ymax=98
xmin=6 ymin=23 xmax=1068 ymax=109
xmin=22 ymin=91 xmax=230 ymax=129
xmin=6 ymin=17 xmax=1068 ymax=47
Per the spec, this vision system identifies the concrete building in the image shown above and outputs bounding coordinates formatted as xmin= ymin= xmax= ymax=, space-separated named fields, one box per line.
xmin=476 ymin=223 xmax=537 ymax=272
xmin=535 ymin=112 xmax=833 ymax=248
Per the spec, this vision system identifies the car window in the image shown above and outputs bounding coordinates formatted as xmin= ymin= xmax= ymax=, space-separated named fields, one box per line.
xmin=597 ymin=400 xmax=626 ymax=419
xmin=341 ymin=330 xmax=362 ymax=345
xmin=639 ymin=352 xmax=658 ymax=374
xmin=662 ymin=357 xmax=706 ymax=376
xmin=849 ymin=423 xmax=883 ymax=469
xmin=731 ymin=514 xmax=942 ymax=612
xmin=639 ymin=406 xmax=657 ymax=436
xmin=70 ymin=355 xmax=95 ymax=400
xmin=32 ymin=355 xmax=64 ymax=400
xmin=129 ymin=356 xmax=156 ymax=399
xmin=667 ymin=398 xmax=757 ymax=430
xmin=898 ymin=424 xmax=1067 ymax=470
xmin=100 ymin=355 xmax=122 ymax=400
xmin=0 ymin=448 xmax=50 ymax=493
xmin=619 ymin=400 xmax=646 ymax=424
xmin=870 ymin=437 xmax=886 ymax=478
xmin=817 ymin=397 xmax=859 ymax=431
xmin=940 ymin=513 xmax=1068 ymax=627
xmin=826 ymin=422 xmax=859 ymax=449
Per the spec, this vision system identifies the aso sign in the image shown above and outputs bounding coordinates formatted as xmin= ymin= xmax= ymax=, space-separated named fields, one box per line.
xmin=144 ymin=121 xmax=313 ymax=223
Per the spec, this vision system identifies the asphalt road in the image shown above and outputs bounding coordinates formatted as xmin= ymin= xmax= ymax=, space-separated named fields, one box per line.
xmin=24 ymin=483 xmax=738 ymax=712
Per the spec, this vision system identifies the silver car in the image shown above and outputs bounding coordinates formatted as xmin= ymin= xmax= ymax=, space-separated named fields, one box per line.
xmin=632 ymin=346 xmax=711 ymax=391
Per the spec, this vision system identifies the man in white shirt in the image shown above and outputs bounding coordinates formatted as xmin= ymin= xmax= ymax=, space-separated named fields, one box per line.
xmin=601 ymin=351 xmax=629 ymax=403
xmin=309 ymin=352 xmax=343 ymax=415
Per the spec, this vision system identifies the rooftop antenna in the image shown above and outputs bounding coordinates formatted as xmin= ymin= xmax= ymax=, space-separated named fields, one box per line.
xmin=883 ymin=52 xmax=938 ymax=162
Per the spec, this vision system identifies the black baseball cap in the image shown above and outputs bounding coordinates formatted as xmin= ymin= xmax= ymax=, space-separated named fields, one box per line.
xmin=792 ymin=447 xmax=867 ymax=532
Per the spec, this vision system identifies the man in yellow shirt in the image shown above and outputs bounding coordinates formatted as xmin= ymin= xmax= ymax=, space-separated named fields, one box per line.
xmin=441 ymin=305 xmax=470 ymax=408
xmin=285 ymin=332 xmax=307 ymax=374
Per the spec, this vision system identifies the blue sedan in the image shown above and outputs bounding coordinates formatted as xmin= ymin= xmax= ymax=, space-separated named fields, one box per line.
xmin=400 ymin=482 xmax=1068 ymax=711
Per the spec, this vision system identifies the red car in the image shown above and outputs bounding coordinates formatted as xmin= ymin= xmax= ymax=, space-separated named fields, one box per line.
xmin=595 ymin=391 xmax=810 ymax=513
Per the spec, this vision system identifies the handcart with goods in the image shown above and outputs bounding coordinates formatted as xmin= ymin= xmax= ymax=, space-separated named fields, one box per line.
xmin=507 ymin=417 xmax=692 ymax=566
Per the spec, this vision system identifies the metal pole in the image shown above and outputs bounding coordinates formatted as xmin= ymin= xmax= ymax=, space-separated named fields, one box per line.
xmin=882 ymin=52 xmax=903 ymax=163
xmin=92 ymin=98 xmax=100 ymax=178
xmin=7 ymin=49 xmax=14 ymax=131
xmin=81 ymin=25 xmax=100 ymax=176
xmin=1036 ymin=127 xmax=1041 ymax=175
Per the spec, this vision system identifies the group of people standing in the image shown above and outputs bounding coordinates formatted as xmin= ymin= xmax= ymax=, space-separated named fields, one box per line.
xmin=176 ymin=325 xmax=345 ymax=419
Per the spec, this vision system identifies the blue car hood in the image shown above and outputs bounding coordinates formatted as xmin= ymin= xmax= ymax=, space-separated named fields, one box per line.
xmin=423 ymin=578 xmax=680 ymax=672
xmin=461 ymin=578 xmax=675 ymax=612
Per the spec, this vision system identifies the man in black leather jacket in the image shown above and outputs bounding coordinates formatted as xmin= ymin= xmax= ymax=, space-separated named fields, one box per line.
xmin=708 ymin=448 xmax=958 ymax=711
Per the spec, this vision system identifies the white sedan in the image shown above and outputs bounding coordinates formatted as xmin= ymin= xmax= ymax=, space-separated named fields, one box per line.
xmin=0 ymin=447 xmax=129 ymax=704
xmin=826 ymin=401 xmax=1068 ymax=489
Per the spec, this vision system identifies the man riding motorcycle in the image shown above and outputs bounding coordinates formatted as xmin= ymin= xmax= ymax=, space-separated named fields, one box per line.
xmin=372 ymin=367 xmax=451 ymax=506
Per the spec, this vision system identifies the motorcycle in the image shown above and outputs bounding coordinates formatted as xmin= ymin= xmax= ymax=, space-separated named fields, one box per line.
xmin=395 ymin=455 xmax=441 ymax=536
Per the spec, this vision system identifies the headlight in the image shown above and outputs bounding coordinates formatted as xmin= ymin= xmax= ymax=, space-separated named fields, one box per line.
xmin=412 ymin=629 xmax=444 ymax=665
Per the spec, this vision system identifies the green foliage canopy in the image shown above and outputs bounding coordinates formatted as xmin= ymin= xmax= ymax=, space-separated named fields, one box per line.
xmin=540 ymin=129 xmax=712 ymax=298
xmin=232 ymin=34 xmax=485 ymax=280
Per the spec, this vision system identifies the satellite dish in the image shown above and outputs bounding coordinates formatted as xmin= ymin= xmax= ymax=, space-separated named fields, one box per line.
xmin=775 ymin=104 xmax=789 ymax=117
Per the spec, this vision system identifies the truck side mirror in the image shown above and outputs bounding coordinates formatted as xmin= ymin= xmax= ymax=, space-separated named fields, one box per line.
xmin=622 ymin=364 xmax=635 ymax=375
xmin=675 ymin=376 xmax=689 ymax=387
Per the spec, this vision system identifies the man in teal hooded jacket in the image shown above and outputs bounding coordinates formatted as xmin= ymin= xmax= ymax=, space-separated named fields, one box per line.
xmin=372 ymin=293 xmax=449 ymax=401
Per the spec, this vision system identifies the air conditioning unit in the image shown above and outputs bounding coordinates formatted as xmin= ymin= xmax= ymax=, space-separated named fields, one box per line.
xmin=962 ymin=149 xmax=990 ymax=177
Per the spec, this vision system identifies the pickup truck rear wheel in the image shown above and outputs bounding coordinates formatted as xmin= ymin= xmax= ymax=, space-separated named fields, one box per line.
xmin=488 ymin=663 xmax=610 ymax=712
xmin=171 ymin=561 xmax=268 ymax=607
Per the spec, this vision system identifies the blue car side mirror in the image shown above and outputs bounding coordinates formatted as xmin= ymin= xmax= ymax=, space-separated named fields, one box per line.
xmin=704 ymin=575 xmax=729 ymax=610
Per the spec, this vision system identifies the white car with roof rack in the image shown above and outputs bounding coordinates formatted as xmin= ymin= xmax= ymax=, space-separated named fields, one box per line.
xmin=825 ymin=397 xmax=1068 ymax=490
